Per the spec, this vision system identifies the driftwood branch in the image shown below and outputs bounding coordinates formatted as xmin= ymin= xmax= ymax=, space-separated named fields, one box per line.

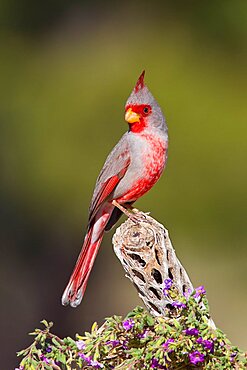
xmin=112 ymin=210 xmax=215 ymax=328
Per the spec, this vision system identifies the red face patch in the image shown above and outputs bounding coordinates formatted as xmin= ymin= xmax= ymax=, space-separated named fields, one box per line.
xmin=125 ymin=104 xmax=152 ymax=133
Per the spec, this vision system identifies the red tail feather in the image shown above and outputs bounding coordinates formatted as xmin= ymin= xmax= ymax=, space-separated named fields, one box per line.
xmin=61 ymin=227 xmax=103 ymax=307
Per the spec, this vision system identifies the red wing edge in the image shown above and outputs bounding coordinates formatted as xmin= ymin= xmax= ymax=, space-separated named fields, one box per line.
xmin=88 ymin=160 xmax=130 ymax=224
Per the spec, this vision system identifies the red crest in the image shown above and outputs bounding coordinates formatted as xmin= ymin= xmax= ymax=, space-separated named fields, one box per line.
xmin=134 ymin=70 xmax=145 ymax=93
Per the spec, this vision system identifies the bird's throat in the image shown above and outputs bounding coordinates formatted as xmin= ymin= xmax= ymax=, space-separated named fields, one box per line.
xmin=128 ymin=119 xmax=147 ymax=133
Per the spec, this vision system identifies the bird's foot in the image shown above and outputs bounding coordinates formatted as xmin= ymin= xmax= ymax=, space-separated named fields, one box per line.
xmin=132 ymin=208 xmax=150 ymax=216
xmin=130 ymin=208 xmax=151 ymax=223
xmin=112 ymin=201 xmax=150 ymax=224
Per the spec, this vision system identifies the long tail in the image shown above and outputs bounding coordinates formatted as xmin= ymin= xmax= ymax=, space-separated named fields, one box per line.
xmin=61 ymin=206 xmax=112 ymax=307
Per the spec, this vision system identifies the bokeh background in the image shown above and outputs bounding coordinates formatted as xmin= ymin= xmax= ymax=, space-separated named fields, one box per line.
xmin=1 ymin=1 xmax=247 ymax=368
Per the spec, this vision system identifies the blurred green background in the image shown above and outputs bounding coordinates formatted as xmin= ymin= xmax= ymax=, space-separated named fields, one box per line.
xmin=1 ymin=1 xmax=247 ymax=368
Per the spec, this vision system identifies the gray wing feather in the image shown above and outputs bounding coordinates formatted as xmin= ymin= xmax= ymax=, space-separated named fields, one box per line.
xmin=88 ymin=133 xmax=130 ymax=218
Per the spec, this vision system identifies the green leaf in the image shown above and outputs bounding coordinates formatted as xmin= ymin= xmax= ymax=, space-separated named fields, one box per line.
xmin=146 ymin=315 xmax=155 ymax=327
xmin=173 ymin=319 xmax=181 ymax=330
xmin=52 ymin=338 xmax=61 ymax=347
xmin=41 ymin=319 xmax=49 ymax=327
xmin=56 ymin=352 xmax=66 ymax=364
xmin=17 ymin=349 xmax=29 ymax=357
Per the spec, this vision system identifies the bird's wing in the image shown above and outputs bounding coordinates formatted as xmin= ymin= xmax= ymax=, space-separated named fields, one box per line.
xmin=88 ymin=133 xmax=130 ymax=224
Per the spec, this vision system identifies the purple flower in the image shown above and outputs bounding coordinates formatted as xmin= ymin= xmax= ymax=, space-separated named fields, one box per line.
xmin=78 ymin=353 xmax=104 ymax=368
xmin=163 ymin=338 xmax=175 ymax=352
xmin=189 ymin=351 xmax=205 ymax=365
xmin=171 ymin=300 xmax=186 ymax=308
xmin=151 ymin=358 xmax=159 ymax=368
xmin=183 ymin=288 xmax=192 ymax=299
xmin=203 ymin=340 xmax=214 ymax=352
xmin=230 ymin=352 xmax=237 ymax=363
xmin=151 ymin=357 xmax=165 ymax=369
xmin=106 ymin=340 xmax=120 ymax=347
xmin=15 ymin=367 xmax=24 ymax=370
xmin=122 ymin=340 xmax=129 ymax=350
xmin=163 ymin=278 xmax=173 ymax=296
xmin=76 ymin=339 xmax=86 ymax=350
xmin=194 ymin=285 xmax=206 ymax=298
xmin=91 ymin=360 xmax=104 ymax=368
xmin=79 ymin=353 xmax=91 ymax=362
xmin=197 ymin=337 xmax=214 ymax=352
xmin=122 ymin=318 xmax=134 ymax=331
xmin=40 ymin=354 xmax=50 ymax=364
xmin=185 ymin=328 xmax=199 ymax=336
xmin=138 ymin=329 xmax=149 ymax=339
xmin=164 ymin=278 xmax=173 ymax=289
xmin=45 ymin=345 xmax=52 ymax=353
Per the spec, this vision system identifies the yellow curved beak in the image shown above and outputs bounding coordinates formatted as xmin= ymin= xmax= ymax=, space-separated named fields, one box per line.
xmin=125 ymin=108 xmax=140 ymax=124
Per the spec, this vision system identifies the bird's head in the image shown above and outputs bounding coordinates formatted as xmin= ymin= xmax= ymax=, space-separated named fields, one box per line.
xmin=125 ymin=71 xmax=167 ymax=134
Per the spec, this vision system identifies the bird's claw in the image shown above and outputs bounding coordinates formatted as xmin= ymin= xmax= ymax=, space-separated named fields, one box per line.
xmin=128 ymin=210 xmax=151 ymax=224
xmin=112 ymin=200 xmax=151 ymax=224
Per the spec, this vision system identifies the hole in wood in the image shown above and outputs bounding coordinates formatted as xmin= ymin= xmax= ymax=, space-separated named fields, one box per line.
xmin=168 ymin=267 xmax=174 ymax=280
xmin=155 ymin=248 xmax=161 ymax=265
xmin=129 ymin=253 xmax=146 ymax=267
xmin=166 ymin=249 xmax=169 ymax=260
xmin=147 ymin=301 xmax=161 ymax=314
xmin=132 ymin=232 xmax=140 ymax=237
xmin=133 ymin=282 xmax=145 ymax=296
xmin=149 ymin=287 xmax=161 ymax=300
xmin=132 ymin=269 xmax=145 ymax=282
xmin=151 ymin=268 xmax=163 ymax=284
xmin=180 ymin=268 xmax=183 ymax=277
xmin=166 ymin=303 xmax=175 ymax=311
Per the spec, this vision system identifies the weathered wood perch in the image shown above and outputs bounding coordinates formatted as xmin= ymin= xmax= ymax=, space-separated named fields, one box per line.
xmin=112 ymin=210 xmax=215 ymax=328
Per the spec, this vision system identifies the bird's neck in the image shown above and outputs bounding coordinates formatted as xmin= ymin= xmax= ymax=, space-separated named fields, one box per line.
xmin=128 ymin=118 xmax=147 ymax=133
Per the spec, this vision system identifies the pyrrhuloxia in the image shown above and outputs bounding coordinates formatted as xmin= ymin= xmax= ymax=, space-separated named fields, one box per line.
xmin=62 ymin=71 xmax=168 ymax=307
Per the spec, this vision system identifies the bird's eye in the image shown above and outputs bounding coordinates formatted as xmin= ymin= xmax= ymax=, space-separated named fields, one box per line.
xmin=143 ymin=106 xmax=150 ymax=115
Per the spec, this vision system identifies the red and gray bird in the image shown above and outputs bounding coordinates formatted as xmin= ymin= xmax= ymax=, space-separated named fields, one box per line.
xmin=62 ymin=71 xmax=168 ymax=307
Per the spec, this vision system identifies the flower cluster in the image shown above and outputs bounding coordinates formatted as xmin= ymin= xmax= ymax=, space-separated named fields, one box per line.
xmin=75 ymin=326 xmax=105 ymax=368
xmin=16 ymin=296 xmax=246 ymax=370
